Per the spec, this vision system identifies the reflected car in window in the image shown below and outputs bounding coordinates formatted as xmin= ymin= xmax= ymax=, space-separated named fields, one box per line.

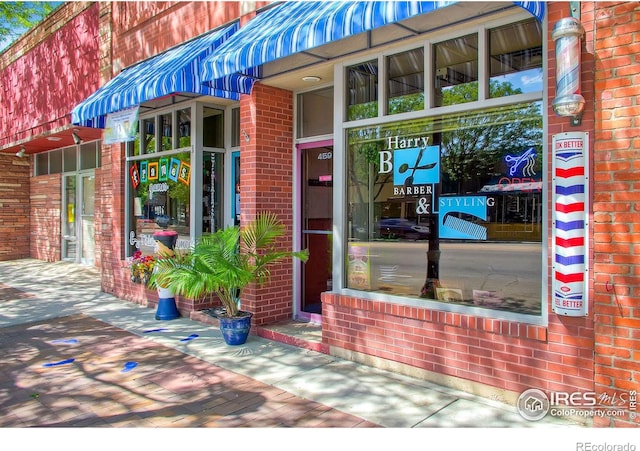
xmin=377 ymin=218 xmax=430 ymax=240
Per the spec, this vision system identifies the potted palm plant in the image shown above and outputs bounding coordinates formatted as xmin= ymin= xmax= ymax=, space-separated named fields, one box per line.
xmin=149 ymin=211 xmax=309 ymax=345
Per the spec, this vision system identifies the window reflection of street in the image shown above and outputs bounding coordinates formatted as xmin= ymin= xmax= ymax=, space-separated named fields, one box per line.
xmin=358 ymin=240 xmax=542 ymax=315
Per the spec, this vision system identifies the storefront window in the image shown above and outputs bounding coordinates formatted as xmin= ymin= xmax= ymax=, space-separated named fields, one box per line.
xmin=127 ymin=103 xmax=231 ymax=259
xmin=489 ymin=18 xmax=543 ymax=98
xmin=434 ymin=34 xmax=478 ymax=107
xmin=128 ymin=152 xmax=192 ymax=257
xmin=387 ymin=48 xmax=424 ymax=115
xmin=346 ymin=101 xmax=543 ymax=316
xmin=347 ymin=59 xmax=378 ymax=121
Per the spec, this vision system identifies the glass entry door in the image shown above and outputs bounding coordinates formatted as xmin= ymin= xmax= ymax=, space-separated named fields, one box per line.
xmin=80 ymin=174 xmax=95 ymax=264
xmin=62 ymin=172 xmax=95 ymax=264
xmin=300 ymin=145 xmax=333 ymax=319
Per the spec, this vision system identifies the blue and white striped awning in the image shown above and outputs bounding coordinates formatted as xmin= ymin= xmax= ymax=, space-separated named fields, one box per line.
xmin=72 ymin=22 xmax=252 ymax=128
xmin=201 ymin=1 xmax=545 ymax=94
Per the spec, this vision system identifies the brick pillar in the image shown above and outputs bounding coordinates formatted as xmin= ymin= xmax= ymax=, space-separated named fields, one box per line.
xmin=591 ymin=1 xmax=640 ymax=427
xmin=0 ymin=154 xmax=30 ymax=261
xmin=239 ymin=83 xmax=295 ymax=325
xmin=30 ymin=174 xmax=62 ymax=262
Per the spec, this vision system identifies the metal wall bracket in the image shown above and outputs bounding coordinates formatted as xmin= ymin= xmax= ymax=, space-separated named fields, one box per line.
xmin=570 ymin=1 xmax=581 ymax=20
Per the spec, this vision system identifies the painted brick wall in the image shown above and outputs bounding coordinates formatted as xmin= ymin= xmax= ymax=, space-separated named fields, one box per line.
xmin=239 ymin=83 xmax=295 ymax=326
xmin=592 ymin=1 xmax=640 ymax=427
xmin=30 ymin=174 xmax=61 ymax=262
xmin=0 ymin=3 xmax=99 ymax=149
xmin=0 ymin=155 xmax=30 ymax=261
xmin=322 ymin=1 xmax=597 ymax=407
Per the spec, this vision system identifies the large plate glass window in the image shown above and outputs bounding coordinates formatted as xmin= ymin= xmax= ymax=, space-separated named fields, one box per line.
xmin=346 ymin=101 xmax=543 ymax=316
xmin=128 ymin=151 xmax=192 ymax=257
xmin=126 ymin=108 xmax=194 ymax=260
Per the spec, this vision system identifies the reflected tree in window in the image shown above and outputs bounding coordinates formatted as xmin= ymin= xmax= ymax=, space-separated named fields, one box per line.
xmin=440 ymin=81 xmax=542 ymax=195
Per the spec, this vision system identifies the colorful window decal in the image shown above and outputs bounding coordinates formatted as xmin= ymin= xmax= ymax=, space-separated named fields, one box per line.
xmin=148 ymin=162 xmax=159 ymax=180
xmin=178 ymin=161 xmax=191 ymax=186
xmin=130 ymin=163 xmax=140 ymax=188
xmin=159 ymin=158 xmax=168 ymax=182
xmin=140 ymin=161 xmax=148 ymax=183
xmin=551 ymin=132 xmax=589 ymax=316
xmin=168 ymin=158 xmax=181 ymax=182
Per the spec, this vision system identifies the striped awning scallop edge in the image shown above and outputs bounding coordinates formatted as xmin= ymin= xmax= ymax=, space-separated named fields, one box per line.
xmin=72 ymin=22 xmax=252 ymax=128
xmin=200 ymin=1 xmax=546 ymax=94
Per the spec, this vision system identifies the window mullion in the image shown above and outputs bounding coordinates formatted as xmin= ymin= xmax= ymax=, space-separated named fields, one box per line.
xmin=478 ymin=26 xmax=488 ymax=101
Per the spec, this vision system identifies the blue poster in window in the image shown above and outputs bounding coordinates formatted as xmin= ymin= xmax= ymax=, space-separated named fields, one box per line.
xmin=392 ymin=145 xmax=440 ymax=186
xmin=439 ymin=196 xmax=489 ymax=240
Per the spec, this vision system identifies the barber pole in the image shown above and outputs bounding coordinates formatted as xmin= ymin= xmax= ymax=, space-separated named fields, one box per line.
xmin=552 ymin=132 xmax=589 ymax=316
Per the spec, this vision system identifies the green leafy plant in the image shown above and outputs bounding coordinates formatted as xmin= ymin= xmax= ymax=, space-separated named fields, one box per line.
xmin=150 ymin=212 xmax=309 ymax=317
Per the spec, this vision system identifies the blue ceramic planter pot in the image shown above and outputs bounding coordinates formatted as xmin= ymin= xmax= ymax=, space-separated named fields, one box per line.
xmin=155 ymin=286 xmax=180 ymax=320
xmin=218 ymin=312 xmax=253 ymax=345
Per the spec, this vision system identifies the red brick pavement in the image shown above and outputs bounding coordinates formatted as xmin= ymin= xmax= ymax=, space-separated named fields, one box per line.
xmin=0 ymin=314 xmax=379 ymax=428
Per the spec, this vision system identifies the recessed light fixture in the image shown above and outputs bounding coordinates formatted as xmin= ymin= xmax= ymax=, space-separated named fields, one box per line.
xmin=302 ymin=76 xmax=321 ymax=82
xmin=46 ymin=136 xmax=62 ymax=141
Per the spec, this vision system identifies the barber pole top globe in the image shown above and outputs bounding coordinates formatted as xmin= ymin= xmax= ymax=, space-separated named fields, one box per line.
xmin=551 ymin=17 xmax=585 ymax=117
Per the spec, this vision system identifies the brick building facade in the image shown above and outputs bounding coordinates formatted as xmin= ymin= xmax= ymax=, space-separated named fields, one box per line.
xmin=0 ymin=1 xmax=638 ymax=427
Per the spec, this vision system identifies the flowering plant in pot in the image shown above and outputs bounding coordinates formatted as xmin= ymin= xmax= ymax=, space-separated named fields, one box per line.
xmin=149 ymin=211 xmax=308 ymax=345
xmin=127 ymin=251 xmax=156 ymax=285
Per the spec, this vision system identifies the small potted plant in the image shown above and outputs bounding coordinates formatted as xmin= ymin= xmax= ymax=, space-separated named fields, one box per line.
xmin=150 ymin=211 xmax=309 ymax=345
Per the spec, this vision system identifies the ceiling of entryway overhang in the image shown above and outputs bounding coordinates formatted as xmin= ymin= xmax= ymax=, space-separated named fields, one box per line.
xmin=257 ymin=1 xmax=539 ymax=92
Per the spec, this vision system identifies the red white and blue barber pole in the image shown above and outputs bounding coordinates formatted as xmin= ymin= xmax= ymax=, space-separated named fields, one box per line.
xmin=153 ymin=230 xmax=180 ymax=320
xmin=552 ymin=132 xmax=589 ymax=316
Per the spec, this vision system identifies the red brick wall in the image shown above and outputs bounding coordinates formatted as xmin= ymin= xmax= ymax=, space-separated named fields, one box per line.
xmin=110 ymin=1 xmax=269 ymax=69
xmin=322 ymin=1 xmax=597 ymax=404
xmin=0 ymin=3 xmax=99 ymax=148
xmin=592 ymin=1 xmax=640 ymax=427
xmin=30 ymin=174 xmax=61 ymax=262
xmin=100 ymin=2 xmax=270 ymax=315
xmin=0 ymin=155 xmax=30 ymax=261
xmin=239 ymin=83 xmax=296 ymax=325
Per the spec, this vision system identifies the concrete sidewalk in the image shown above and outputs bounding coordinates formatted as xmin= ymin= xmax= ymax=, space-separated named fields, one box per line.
xmin=0 ymin=259 xmax=584 ymax=428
